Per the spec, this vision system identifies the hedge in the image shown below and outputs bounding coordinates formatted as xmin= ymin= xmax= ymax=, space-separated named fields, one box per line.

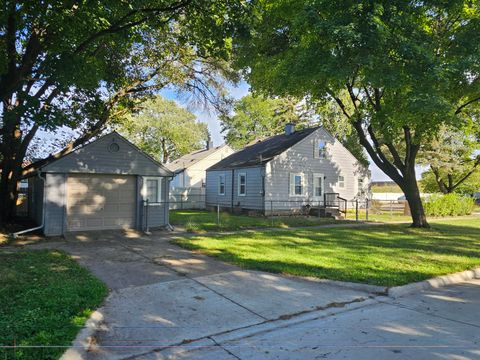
xmin=423 ymin=193 xmax=475 ymax=217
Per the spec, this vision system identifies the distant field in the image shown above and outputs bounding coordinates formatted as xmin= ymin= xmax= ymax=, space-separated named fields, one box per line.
xmin=371 ymin=184 xmax=403 ymax=193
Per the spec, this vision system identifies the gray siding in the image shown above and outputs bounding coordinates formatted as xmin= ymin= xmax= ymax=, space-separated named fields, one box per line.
xmin=43 ymin=173 xmax=66 ymax=236
xmin=28 ymin=176 xmax=44 ymax=225
xmin=41 ymin=132 xmax=171 ymax=177
xmin=231 ymin=167 xmax=265 ymax=211
xmin=206 ymin=167 xmax=265 ymax=211
xmin=266 ymin=127 xmax=370 ymax=211
xmin=205 ymin=169 xmax=233 ymax=209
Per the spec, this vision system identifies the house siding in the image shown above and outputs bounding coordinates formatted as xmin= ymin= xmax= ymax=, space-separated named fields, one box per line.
xmin=205 ymin=169 xmax=233 ymax=209
xmin=266 ymin=127 xmax=369 ymax=211
xmin=41 ymin=133 xmax=171 ymax=177
xmin=43 ymin=173 xmax=67 ymax=236
xmin=205 ymin=167 xmax=265 ymax=211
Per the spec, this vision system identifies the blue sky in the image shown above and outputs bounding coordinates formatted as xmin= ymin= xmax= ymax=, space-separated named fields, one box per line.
xmin=160 ymin=81 xmax=410 ymax=181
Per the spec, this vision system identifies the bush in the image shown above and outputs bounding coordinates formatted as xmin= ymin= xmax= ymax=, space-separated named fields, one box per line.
xmin=423 ymin=193 xmax=475 ymax=217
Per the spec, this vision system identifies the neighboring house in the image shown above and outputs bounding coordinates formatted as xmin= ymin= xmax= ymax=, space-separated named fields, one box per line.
xmin=167 ymin=141 xmax=234 ymax=189
xmin=26 ymin=132 xmax=173 ymax=236
xmin=205 ymin=124 xmax=370 ymax=214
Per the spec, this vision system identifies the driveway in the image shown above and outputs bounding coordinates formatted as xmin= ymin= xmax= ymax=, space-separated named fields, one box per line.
xmin=30 ymin=231 xmax=378 ymax=360
xmin=154 ymin=279 xmax=480 ymax=360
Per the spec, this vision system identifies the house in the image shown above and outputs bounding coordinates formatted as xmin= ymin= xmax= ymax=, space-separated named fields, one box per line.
xmin=167 ymin=140 xmax=234 ymax=189
xmin=205 ymin=124 xmax=370 ymax=214
xmin=26 ymin=132 xmax=173 ymax=236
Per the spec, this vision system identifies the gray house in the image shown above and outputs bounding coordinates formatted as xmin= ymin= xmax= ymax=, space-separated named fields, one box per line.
xmin=27 ymin=132 xmax=173 ymax=236
xmin=205 ymin=125 xmax=370 ymax=214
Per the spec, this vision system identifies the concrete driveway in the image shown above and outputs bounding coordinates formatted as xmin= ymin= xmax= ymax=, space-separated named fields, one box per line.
xmin=29 ymin=231 xmax=378 ymax=360
xmin=155 ymin=280 xmax=480 ymax=360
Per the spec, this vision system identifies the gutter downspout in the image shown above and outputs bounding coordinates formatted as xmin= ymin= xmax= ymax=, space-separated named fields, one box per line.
xmin=231 ymin=169 xmax=235 ymax=213
xmin=13 ymin=172 xmax=46 ymax=238
xmin=165 ymin=176 xmax=174 ymax=231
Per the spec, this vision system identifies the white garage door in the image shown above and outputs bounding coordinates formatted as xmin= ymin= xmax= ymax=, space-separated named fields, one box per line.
xmin=66 ymin=174 xmax=136 ymax=231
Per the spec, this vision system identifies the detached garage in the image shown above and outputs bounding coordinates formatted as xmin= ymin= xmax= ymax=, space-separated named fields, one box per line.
xmin=27 ymin=132 xmax=173 ymax=236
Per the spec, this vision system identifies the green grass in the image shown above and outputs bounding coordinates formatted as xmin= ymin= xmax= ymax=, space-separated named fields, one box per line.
xmin=0 ymin=250 xmax=108 ymax=360
xmin=170 ymin=210 xmax=342 ymax=232
xmin=174 ymin=217 xmax=480 ymax=287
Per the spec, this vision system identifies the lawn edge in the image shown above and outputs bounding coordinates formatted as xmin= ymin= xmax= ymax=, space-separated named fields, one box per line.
xmin=388 ymin=267 xmax=480 ymax=299
xmin=60 ymin=308 xmax=105 ymax=359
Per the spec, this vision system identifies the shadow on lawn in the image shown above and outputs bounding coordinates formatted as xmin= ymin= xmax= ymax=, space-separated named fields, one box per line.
xmin=177 ymin=222 xmax=480 ymax=287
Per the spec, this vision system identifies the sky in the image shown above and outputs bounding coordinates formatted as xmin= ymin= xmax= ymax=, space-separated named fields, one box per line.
xmin=160 ymin=80 xmax=416 ymax=182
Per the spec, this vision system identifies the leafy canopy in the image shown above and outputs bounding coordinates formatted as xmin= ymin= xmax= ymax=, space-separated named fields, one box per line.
xmin=220 ymin=94 xmax=310 ymax=149
xmin=116 ymin=96 xmax=208 ymax=163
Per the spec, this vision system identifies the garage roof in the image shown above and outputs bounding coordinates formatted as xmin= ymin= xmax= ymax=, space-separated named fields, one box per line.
xmin=40 ymin=132 xmax=173 ymax=177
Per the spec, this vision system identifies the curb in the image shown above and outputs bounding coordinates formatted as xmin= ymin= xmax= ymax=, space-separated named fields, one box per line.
xmin=60 ymin=308 xmax=105 ymax=360
xmin=388 ymin=267 xmax=480 ymax=299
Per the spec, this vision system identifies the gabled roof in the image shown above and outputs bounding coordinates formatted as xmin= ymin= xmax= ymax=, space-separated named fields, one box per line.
xmin=208 ymin=127 xmax=320 ymax=170
xmin=166 ymin=145 xmax=231 ymax=173
xmin=39 ymin=131 xmax=173 ymax=177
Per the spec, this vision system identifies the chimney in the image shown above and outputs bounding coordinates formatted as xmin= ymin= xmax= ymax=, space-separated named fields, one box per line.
xmin=285 ymin=123 xmax=295 ymax=136
xmin=206 ymin=133 xmax=213 ymax=150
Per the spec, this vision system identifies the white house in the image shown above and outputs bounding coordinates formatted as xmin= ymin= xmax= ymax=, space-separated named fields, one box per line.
xmin=205 ymin=124 xmax=370 ymax=215
xmin=167 ymin=141 xmax=234 ymax=189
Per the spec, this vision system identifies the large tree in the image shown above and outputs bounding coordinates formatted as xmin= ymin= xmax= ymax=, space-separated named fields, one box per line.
xmin=220 ymin=94 xmax=311 ymax=149
xmin=418 ymin=124 xmax=480 ymax=194
xmin=116 ymin=96 xmax=208 ymax=163
xmin=0 ymin=0 xmax=244 ymax=222
xmin=233 ymin=0 xmax=480 ymax=227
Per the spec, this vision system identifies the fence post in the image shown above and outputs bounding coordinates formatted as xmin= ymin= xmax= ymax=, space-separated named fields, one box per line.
xmin=217 ymin=204 xmax=220 ymax=226
xmin=180 ymin=195 xmax=184 ymax=210
xmin=356 ymin=199 xmax=359 ymax=222
xmin=271 ymin=200 xmax=274 ymax=227
xmin=145 ymin=199 xmax=150 ymax=233
xmin=365 ymin=198 xmax=369 ymax=222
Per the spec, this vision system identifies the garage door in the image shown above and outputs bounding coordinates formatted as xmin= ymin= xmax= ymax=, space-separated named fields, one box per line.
xmin=66 ymin=174 xmax=136 ymax=231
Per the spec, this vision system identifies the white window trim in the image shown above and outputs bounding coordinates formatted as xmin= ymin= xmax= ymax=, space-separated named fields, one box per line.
xmin=218 ymin=174 xmax=226 ymax=196
xmin=314 ymin=139 xmax=327 ymax=159
xmin=289 ymin=172 xmax=306 ymax=197
xmin=313 ymin=173 xmax=324 ymax=199
xmin=237 ymin=172 xmax=246 ymax=196
xmin=142 ymin=177 xmax=163 ymax=205
xmin=338 ymin=175 xmax=345 ymax=189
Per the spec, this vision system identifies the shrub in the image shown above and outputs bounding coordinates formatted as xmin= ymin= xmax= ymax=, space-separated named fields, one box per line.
xmin=423 ymin=193 xmax=475 ymax=217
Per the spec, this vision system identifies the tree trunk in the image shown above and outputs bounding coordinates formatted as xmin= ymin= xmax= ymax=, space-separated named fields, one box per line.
xmin=402 ymin=171 xmax=429 ymax=228
xmin=0 ymin=160 xmax=21 ymax=224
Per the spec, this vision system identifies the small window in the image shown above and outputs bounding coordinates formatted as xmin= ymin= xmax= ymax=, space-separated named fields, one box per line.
xmin=218 ymin=174 xmax=225 ymax=195
xmin=317 ymin=140 xmax=327 ymax=159
xmin=238 ymin=173 xmax=246 ymax=196
xmin=313 ymin=173 xmax=324 ymax=198
xmin=290 ymin=173 xmax=304 ymax=196
xmin=144 ymin=178 xmax=162 ymax=203
xmin=338 ymin=175 xmax=345 ymax=188
xmin=358 ymin=178 xmax=364 ymax=194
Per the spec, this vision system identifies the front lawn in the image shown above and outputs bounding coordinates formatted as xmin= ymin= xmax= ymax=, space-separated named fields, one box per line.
xmin=0 ymin=250 xmax=108 ymax=360
xmin=170 ymin=210 xmax=343 ymax=232
xmin=174 ymin=217 xmax=480 ymax=287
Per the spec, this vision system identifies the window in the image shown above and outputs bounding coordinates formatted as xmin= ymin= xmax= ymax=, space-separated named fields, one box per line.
xmin=143 ymin=177 xmax=162 ymax=203
xmin=313 ymin=173 xmax=324 ymax=198
xmin=290 ymin=173 xmax=304 ymax=196
xmin=218 ymin=174 xmax=225 ymax=195
xmin=316 ymin=140 xmax=327 ymax=159
xmin=338 ymin=175 xmax=345 ymax=188
xmin=238 ymin=173 xmax=246 ymax=196
xmin=357 ymin=178 xmax=365 ymax=195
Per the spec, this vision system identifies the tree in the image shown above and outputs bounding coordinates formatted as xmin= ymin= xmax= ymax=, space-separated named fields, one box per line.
xmin=116 ymin=96 xmax=208 ymax=163
xmin=418 ymin=125 xmax=480 ymax=194
xmin=220 ymin=94 xmax=311 ymax=149
xmin=0 ymin=0 xmax=245 ymax=222
xmin=233 ymin=0 xmax=480 ymax=227
xmin=421 ymin=169 xmax=480 ymax=195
